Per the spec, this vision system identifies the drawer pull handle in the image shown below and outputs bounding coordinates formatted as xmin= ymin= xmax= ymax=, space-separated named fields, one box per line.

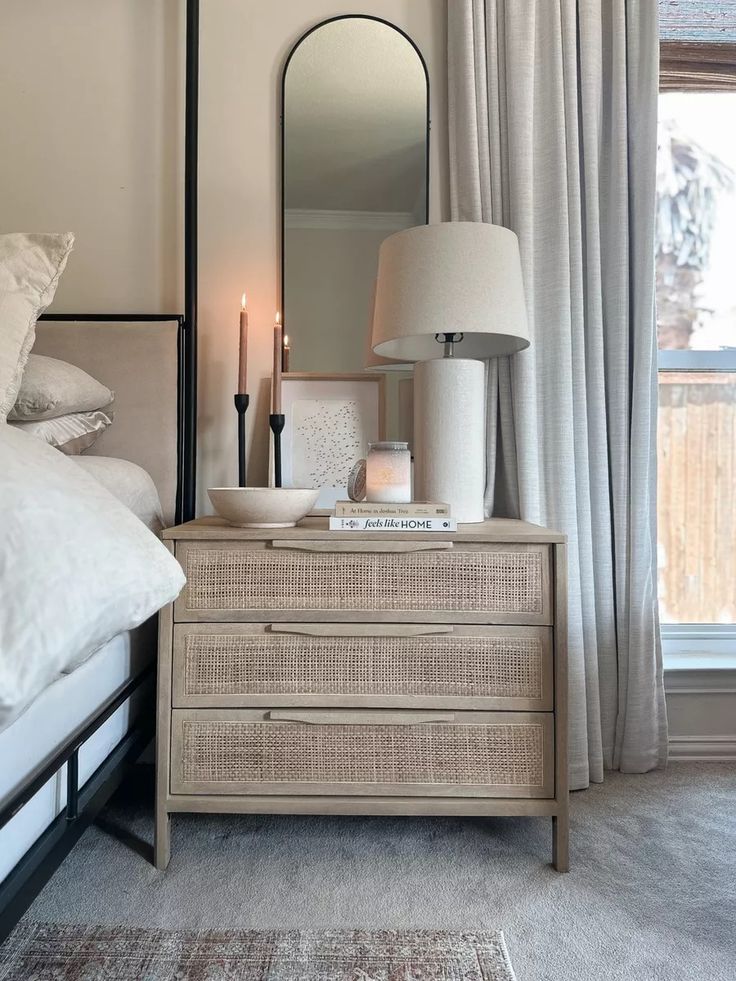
xmin=271 ymin=540 xmax=454 ymax=554
xmin=270 ymin=623 xmax=454 ymax=638
xmin=267 ymin=711 xmax=456 ymax=726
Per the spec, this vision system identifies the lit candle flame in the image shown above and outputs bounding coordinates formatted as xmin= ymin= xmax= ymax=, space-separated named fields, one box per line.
xmin=276 ymin=310 xmax=281 ymax=325
xmin=241 ymin=291 xmax=247 ymax=310
xmin=283 ymin=334 xmax=289 ymax=346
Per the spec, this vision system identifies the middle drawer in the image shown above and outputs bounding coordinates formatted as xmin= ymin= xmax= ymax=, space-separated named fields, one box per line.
xmin=172 ymin=623 xmax=553 ymax=711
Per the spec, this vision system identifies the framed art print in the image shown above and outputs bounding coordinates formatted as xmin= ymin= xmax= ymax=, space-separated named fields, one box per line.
xmin=273 ymin=373 xmax=385 ymax=509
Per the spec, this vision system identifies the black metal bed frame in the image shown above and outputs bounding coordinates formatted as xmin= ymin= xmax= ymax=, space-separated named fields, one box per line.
xmin=0 ymin=0 xmax=199 ymax=943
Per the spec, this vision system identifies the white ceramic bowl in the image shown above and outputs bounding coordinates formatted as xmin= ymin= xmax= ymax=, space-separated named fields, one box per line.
xmin=207 ymin=487 xmax=320 ymax=528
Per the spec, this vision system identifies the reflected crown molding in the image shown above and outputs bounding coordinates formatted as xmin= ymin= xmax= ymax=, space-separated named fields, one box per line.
xmin=285 ymin=209 xmax=416 ymax=231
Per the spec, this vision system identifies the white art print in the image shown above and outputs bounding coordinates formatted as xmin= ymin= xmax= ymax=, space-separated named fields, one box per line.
xmin=276 ymin=375 xmax=384 ymax=509
xmin=292 ymin=399 xmax=367 ymax=490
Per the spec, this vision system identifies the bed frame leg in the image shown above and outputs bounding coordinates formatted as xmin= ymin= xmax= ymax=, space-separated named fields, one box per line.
xmin=66 ymin=750 xmax=79 ymax=822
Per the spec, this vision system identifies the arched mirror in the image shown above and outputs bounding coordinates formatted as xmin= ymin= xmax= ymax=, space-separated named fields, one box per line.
xmin=281 ymin=16 xmax=429 ymax=374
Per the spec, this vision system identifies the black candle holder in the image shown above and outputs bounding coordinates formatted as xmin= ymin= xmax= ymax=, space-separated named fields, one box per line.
xmin=269 ymin=413 xmax=285 ymax=488
xmin=234 ymin=393 xmax=250 ymax=487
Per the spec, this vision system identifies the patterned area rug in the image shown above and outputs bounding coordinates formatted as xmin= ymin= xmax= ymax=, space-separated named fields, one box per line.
xmin=0 ymin=923 xmax=516 ymax=980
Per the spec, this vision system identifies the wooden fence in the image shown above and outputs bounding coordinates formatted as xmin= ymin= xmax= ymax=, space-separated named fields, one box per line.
xmin=658 ymin=371 xmax=736 ymax=623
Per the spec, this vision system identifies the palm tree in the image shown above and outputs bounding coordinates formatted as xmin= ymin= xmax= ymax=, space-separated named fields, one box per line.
xmin=656 ymin=119 xmax=734 ymax=349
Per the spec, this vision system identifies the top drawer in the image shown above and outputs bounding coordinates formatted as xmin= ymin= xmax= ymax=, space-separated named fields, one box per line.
xmin=174 ymin=541 xmax=552 ymax=624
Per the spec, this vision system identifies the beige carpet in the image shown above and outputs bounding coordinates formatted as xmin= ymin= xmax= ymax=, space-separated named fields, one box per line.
xmin=0 ymin=925 xmax=516 ymax=980
xmin=17 ymin=763 xmax=736 ymax=981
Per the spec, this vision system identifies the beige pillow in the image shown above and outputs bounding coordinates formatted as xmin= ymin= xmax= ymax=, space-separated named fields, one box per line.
xmin=9 ymin=354 xmax=113 ymax=421
xmin=8 ymin=409 xmax=112 ymax=455
xmin=0 ymin=232 xmax=74 ymax=421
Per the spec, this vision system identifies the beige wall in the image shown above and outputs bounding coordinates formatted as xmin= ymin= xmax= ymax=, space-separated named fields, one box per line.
xmin=0 ymin=0 xmax=184 ymax=314
xmin=0 ymin=0 xmax=448 ymax=512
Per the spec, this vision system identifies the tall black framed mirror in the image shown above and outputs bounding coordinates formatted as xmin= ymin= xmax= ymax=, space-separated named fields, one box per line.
xmin=281 ymin=15 xmax=429 ymax=374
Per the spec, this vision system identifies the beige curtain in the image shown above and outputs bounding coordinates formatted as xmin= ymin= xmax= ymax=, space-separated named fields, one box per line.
xmin=448 ymin=0 xmax=668 ymax=789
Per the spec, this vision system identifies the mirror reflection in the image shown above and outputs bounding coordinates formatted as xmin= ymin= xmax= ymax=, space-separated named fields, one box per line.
xmin=282 ymin=16 xmax=428 ymax=375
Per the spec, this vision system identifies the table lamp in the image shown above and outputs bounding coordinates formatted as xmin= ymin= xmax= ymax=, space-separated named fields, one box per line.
xmin=363 ymin=280 xmax=414 ymax=372
xmin=370 ymin=222 xmax=529 ymax=522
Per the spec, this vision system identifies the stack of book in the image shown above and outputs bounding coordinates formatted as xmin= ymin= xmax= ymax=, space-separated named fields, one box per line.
xmin=329 ymin=501 xmax=456 ymax=532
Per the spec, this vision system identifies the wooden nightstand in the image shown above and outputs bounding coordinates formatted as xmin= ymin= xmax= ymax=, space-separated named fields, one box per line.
xmin=155 ymin=516 xmax=568 ymax=871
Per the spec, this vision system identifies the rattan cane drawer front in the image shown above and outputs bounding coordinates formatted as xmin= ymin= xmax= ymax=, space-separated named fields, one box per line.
xmin=175 ymin=541 xmax=551 ymax=624
xmin=170 ymin=709 xmax=554 ymax=799
xmin=171 ymin=624 xmax=554 ymax=711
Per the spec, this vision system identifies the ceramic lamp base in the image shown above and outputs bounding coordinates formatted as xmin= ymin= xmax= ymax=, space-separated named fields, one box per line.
xmin=413 ymin=358 xmax=486 ymax=523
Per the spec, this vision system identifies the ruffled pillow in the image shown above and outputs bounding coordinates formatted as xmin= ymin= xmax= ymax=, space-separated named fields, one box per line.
xmin=9 ymin=409 xmax=113 ymax=454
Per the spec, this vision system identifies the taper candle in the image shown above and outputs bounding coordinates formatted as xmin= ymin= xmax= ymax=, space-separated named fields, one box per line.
xmin=272 ymin=311 xmax=283 ymax=413
xmin=237 ymin=291 xmax=248 ymax=394
xmin=283 ymin=333 xmax=290 ymax=373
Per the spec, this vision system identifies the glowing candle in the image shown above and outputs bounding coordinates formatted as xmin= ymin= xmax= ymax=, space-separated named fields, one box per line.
xmin=272 ymin=311 xmax=283 ymax=414
xmin=237 ymin=291 xmax=248 ymax=394
xmin=366 ymin=441 xmax=412 ymax=503
xmin=283 ymin=333 xmax=290 ymax=373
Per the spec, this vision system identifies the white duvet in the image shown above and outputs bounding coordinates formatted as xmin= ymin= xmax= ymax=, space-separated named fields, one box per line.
xmin=0 ymin=424 xmax=185 ymax=730
xmin=70 ymin=456 xmax=164 ymax=533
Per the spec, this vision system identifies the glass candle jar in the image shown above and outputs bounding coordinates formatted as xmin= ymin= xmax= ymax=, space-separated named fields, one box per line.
xmin=365 ymin=441 xmax=411 ymax=503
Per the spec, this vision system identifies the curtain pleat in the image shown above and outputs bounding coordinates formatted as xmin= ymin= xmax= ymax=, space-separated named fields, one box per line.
xmin=448 ymin=0 xmax=668 ymax=788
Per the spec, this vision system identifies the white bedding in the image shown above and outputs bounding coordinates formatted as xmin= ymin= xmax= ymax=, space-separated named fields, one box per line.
xmin=0 ymin=424 xmax=184 ymax=731
xmin=71 ymin=456 xmax=164 ymax=532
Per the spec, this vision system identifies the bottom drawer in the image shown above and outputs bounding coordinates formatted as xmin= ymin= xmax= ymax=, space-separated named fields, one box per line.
xmin=170 ymin=709 xmax=554 ymax=799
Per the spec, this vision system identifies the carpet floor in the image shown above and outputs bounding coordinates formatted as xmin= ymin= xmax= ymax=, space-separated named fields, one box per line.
xmin=21 ymin=763 xmax=736 ymax=981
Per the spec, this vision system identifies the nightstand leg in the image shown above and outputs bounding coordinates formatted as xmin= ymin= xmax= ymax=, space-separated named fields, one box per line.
xmin=155 ymin=806 xmax=170 ymax=870
xmin=552 ymin=813 xmax=569 ymax=872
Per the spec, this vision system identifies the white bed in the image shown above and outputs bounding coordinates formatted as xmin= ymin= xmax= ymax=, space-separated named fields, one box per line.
xmin=0 ymin=626 xmax=153 ymax=883
xmin=0 ymin=452 xmax=162 ymax=881
xmin=70 ymin=456 xmax=165 ymax=532
xmin=0 ymin=318 xmax=186 ymax=925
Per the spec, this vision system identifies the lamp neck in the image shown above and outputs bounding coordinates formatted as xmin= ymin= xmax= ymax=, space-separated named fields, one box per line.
xmin=435 ymin=332 xmax=464 ymax=358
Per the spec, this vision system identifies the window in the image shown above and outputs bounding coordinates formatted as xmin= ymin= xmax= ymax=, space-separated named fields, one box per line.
xmin=656 ymin=44 xmax=736 ymax=644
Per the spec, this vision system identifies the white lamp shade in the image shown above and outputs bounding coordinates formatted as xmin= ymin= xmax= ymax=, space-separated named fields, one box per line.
xmin=363 ymin=279 xmax=414 ymax=371
xmin=371 ymin=222 xmax=530 ymax=361
xmin=364 ymin=343 xmax=414 ymax=371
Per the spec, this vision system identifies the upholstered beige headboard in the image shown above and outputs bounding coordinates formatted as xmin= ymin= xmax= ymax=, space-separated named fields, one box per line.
xmin=33 ymin=320 xmax=180 ymax=525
